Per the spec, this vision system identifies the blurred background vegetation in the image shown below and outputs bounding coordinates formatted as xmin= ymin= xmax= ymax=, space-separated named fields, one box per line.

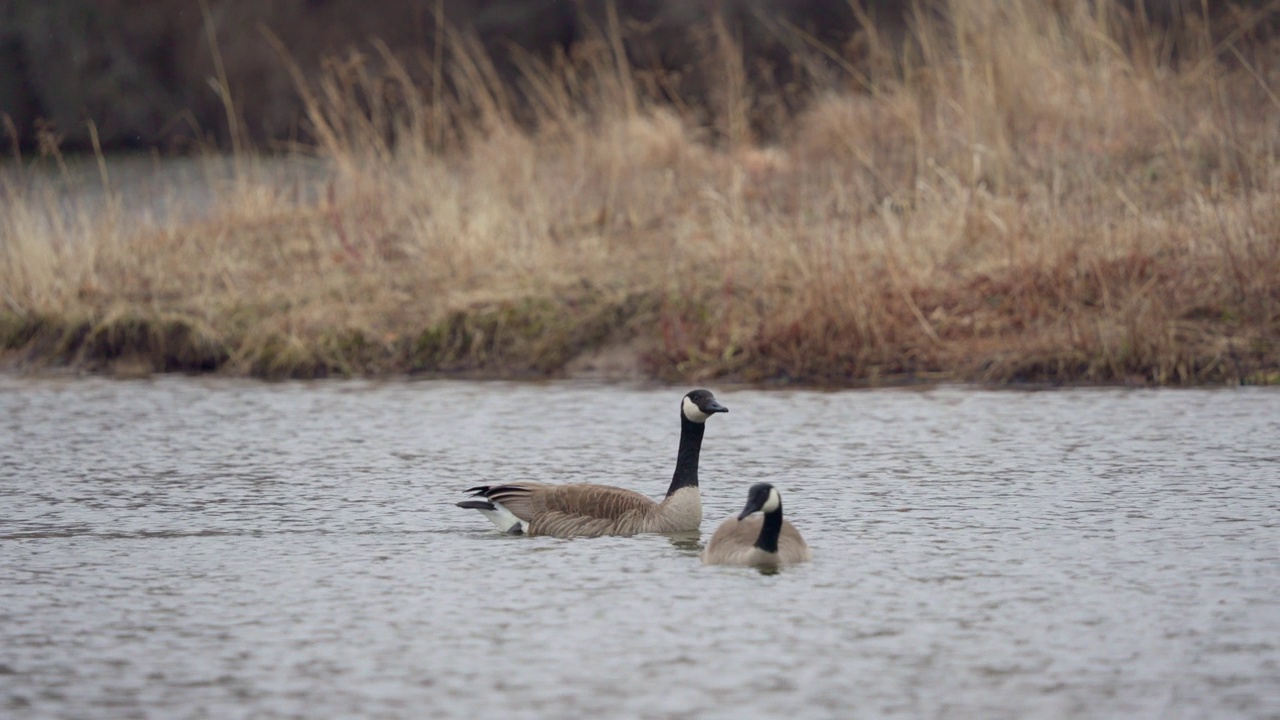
xmin=1 ymin=1 xmax=1276 ymax=384
xmin=1 ymin=0 xmax=1274 ymax=152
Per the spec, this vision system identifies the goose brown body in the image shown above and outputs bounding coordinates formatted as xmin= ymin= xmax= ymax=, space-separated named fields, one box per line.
xmin=701 ymin=514 xmax=812 ymax=567
xmin=458 ymin=389 xmax=726 ymax=538
xmin=469 ymin=483 xmax=702 ymax=537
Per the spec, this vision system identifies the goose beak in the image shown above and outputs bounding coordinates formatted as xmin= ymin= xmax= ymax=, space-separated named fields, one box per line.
xmin=705 ymin=400 xmax=728 ymax=414
xmin=737 ymin=501 xmax=761 ymax=521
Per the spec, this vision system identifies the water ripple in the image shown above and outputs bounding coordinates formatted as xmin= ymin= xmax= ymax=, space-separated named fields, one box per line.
xmin=1 ymin=378 xmax=1278 ymax=719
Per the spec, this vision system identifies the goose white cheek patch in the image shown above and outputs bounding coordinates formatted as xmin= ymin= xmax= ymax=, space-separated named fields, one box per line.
xmin=761 ymin=488 xmax=781 ymax=513
xmin=682 ymin=396 xmax=710 ymax=423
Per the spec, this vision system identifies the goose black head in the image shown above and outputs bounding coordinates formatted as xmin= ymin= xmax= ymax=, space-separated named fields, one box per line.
xmin=737 ymin=482 xmax=781 ymax=520
xmin=681 ymin=389 xmax=728 ymax=424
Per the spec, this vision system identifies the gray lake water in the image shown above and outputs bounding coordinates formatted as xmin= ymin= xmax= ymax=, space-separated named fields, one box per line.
xmin=1 ymin=377 xmax=1278 ymax=719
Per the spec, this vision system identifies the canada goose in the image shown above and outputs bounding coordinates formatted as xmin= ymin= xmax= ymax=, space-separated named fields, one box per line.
xmin=457 ymin=389 xmax=728 ymax=537
xmin=701 ymin=483 xmax=812 ymax=567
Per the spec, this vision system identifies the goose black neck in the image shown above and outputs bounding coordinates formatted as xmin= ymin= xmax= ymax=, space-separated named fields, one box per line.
xmin=665 ymin=416 xmax=706 ymax=497
xmin=754 ymin=505 xmax=783 ymax=554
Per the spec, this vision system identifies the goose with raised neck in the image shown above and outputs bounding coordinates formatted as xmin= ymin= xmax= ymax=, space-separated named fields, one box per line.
xmin=457 ymin=389 xmax=727 ymax=537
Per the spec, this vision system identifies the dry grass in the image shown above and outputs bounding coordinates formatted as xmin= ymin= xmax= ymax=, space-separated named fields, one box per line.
xmin=2 ymin=0 xmax=1278 ymax=384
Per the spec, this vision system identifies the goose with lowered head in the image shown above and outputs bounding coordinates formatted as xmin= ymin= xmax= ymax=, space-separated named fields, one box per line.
xmin=701 ymin=483 xmax=812 ymax=568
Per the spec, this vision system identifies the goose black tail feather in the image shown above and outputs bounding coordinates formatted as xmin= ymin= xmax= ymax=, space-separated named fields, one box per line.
xmin=466 ymin=484 xmax=531 ymax=498
xmin=456 ymin=499 xmax=495 ymax=511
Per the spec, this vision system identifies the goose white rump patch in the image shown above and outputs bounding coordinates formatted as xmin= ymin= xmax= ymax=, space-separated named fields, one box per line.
xmin=474 ymin=501 xmax=528 ymax=534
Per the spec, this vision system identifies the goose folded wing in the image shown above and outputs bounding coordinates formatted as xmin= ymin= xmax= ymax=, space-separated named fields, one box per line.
xmin=539 ymin=483 xmax=657 ymax=519
xmin=476 ymin=482 xmax=656 ymax=522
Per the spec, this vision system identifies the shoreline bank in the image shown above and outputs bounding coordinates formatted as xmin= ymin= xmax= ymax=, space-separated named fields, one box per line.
xmin=2 ymin=3 xmax=1276 ymax=387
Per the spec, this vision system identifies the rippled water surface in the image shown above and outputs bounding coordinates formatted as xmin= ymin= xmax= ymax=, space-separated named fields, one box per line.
xmin=2 ymin=377 xmax=1278 ymax=719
